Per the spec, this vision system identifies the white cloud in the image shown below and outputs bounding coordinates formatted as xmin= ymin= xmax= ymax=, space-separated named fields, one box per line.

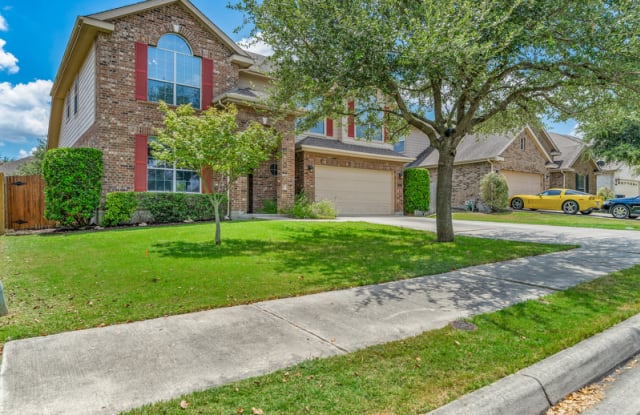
xmin=0 ymin=13 xmax=8 ymax=31
xmin=18 ymin=147 xmax=36 ymax=158
xmin=237 ymin=32 xmax=274 ymax=56
xmin=570 ymin=123 xmax=584 ymax=139
xmin=0 ymin=38 xmax=19 ymax=74
xmin=0 ymin=80 xmax=52 ymax=145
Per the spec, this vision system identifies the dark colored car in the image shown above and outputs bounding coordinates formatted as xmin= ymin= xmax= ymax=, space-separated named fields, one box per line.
xmin=603 ymin=195 xmax=640 ymax=219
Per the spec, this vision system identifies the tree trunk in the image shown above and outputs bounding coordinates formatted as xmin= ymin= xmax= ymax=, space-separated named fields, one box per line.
xmin=207 ymin=193 xmax=222 ymax=245
xmin=435 ymin=143 xmax=457 ymax=242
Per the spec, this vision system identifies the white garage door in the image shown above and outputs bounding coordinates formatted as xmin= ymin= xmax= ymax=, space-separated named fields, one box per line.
xmin=502 ymin=171 xmax=543 ymax=196
xmin=315 ymin=166 xmax=394 ymax=215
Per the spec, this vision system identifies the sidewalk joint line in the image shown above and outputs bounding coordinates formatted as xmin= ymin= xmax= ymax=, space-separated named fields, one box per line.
xmin=251 ymin=304 xmax=350 ymax=353
xmin=459 ymin=271 xmax=562 ymax=292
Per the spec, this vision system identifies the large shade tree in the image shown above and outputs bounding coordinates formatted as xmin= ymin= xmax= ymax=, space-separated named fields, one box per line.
xmin=583 ymin=115 xmax=640 ymax=168
xmin=154 ymin=102 xmax=281 ymax=245
xmin=236 ymin=0 xmax=640 ymax=241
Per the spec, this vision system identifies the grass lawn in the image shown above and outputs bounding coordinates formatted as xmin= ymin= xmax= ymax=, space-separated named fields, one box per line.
xmin=122 ymin=265 xmax=640 ymax=415
xmin=453 ymin=210 xmax=640 ymax=230
xmin=0 ymin=220 xmax=567 ymax=347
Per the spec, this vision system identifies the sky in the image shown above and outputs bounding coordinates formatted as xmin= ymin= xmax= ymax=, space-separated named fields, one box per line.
xmin=0 ymin=0 xmax=578 ymax=160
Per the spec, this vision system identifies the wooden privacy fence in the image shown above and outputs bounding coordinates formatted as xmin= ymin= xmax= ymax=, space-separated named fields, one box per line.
xmin=1 ymin=174 xmax=56 ymax=232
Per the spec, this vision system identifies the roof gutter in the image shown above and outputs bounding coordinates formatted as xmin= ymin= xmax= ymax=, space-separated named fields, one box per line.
xmin=298 ymin=144 xmax=413 ymax=163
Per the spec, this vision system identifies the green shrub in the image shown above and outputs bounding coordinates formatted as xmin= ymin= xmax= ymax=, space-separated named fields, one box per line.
xmin=311 ymin=199 xmax=337 ymax=219
xmin=257 ymin=199 xmax=278 ymax=214
xmin=597 ymin=186 xmax=614 ymax=200
xmin=136 ymin=192 xmax=226 ymax=223
xmin=102 ymin=192 xmax=139 ymax=227
xmin=286 ymin=194 xmax=337 ymax=219
xmin=42 ymin=148 xmax=103 ymax=228
xmin=480 ymin=172 xmax=509 ymax=211
xmin=403 ymin=168 xmax=430 ymax=214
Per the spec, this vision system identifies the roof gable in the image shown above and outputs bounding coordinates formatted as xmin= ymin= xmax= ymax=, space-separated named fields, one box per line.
xmin=89 ymin=0 xmax=250 ymax=59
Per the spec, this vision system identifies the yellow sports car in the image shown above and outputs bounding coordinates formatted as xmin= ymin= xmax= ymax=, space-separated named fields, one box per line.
xmin=509 ymin=188 xmax=603 ymax=215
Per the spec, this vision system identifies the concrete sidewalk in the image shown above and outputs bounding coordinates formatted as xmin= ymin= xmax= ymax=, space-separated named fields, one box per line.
xmin=2 ymin=218 xmax=640 ymax=415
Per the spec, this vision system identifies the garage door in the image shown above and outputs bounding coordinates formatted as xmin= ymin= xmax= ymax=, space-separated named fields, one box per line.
xmin=315 ymin=166 xmax=394 ymax=215
xmin=502 ymin=171 xmax=543 ymax=196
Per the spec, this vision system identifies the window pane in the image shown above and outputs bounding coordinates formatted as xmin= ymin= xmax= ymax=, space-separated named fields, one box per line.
xmin=308 ymin=120 xmax=325 ymax=135
xmin=148 ymin=168 xmax=174 ymax=192
xmin=393 ymin=140 xmax=405 ymax=153
xmin=148 ymin=48 xmax=174 ymax=82
xmin=176 ymin=170 xmax=201 ymax=193
xmin=176 ymin=54 xmax=201 ymax=87
xmin=176 ymin=85 xmax=200 ymax=108
xmin=157 ymin=34 xmax=192 ymax=54
xmin=148 ymin=80 xmax=174 ymax=103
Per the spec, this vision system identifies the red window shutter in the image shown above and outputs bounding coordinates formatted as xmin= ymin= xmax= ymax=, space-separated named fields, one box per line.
xmin=135 ymin=43 xmax=148 ymax=101
xmin=201 ymin=58 xmax=214 ymax=110
xmin=347 ymin=101 xmax=355 ymax=138
xmin=134 ymin=134 xmax=148 ymax=191
xmin=201 ymin=167 xmax=213 ymax=194
xmin=326 ymin=118 xmax=334 ymax=137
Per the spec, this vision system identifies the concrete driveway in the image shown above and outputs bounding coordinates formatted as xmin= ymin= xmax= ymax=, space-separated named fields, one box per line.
xmin=2 ymin=217 xmax=640 ymax=415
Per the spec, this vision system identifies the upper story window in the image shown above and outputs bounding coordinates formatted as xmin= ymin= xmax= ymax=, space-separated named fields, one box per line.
xmin=148 ymin=34 xmax=201 ymax=109
xmin=355 ymin=103 xmax=383 ymax=142
xmin=393 ymin=139 xmax=405 ymax=153
xmin=520 ymin=136 xmax=526 ymax=150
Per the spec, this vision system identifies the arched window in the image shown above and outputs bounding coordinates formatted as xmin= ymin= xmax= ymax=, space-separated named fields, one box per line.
xmin=148 ymin=34 xmax=201 ymax=108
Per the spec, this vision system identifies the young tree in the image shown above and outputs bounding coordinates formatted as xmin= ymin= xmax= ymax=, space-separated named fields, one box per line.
xmin=154 ymin=102 xmax=281 ymax=245
xmin=236 ymin=0 xmax=640 ymax=241
xmin=16 ymin=138 xmax=47 ymax=175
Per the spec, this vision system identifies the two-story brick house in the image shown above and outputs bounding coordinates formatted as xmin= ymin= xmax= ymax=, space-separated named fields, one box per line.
xmin=47 ymin=0 xmax=410 ymax=217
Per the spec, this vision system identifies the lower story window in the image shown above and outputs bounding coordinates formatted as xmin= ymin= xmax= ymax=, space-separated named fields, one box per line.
xmin=147 ymin=139 xmax=200 ymax=193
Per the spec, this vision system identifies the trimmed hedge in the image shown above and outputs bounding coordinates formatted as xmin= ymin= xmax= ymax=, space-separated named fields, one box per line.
xmin=101 ymin=192 xmax=227 ymax=226
xmin=42 ymin=148 xmax=103 ymax=228
xmin=403 ymin=168 xmax=430 ymax=214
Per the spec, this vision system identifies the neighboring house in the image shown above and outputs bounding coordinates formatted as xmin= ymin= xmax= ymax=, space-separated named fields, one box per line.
xmin=47 ymin=0 xmax=409 ymax=216
xmin=405 ymin=126 xmax=599 ymax=209
xmin=0 ymin=157 xmax=34 ymax=176
xmin=596 ymin=162 xmax=640 ymax=197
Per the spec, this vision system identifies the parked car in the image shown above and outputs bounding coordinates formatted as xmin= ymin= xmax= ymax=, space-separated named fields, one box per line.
xmin=509 ymin=188 xmax=603 ymax=215
xmin=603 ymin=195 xmax=640 ymax=219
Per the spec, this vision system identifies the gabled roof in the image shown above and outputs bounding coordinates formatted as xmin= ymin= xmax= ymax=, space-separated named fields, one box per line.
xmin=408 ymin=126 xmax=558 ymax=169
xmin=0 ymin=156 xmax=33 ymax=176
xmin=88 ymin=0 xmax=250 ymax=58
xmin=297 ymin=136 xmax=413 ymax=163
xmin=546 ymin=132 xmax=589 ymax=170
xmin=48 ymin=0 xmax=255 ymax=149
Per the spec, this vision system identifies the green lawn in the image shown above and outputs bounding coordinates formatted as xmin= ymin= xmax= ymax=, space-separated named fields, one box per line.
xmin=122 ymin=265 xmax=640 ymax=415
xmin=0 ymin=221 xmax=567 ymax=346
xmin=453 ymin=210 xmax=640 ymax=230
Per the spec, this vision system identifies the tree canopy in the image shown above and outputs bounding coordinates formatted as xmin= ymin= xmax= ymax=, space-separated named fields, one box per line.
xmin=154 ymin=102 xmax=281 ymax=244
xmin=584 ymin=116 xmax=640 ymax=168
xmin=236 ymin=0 xmax=640 ymax=241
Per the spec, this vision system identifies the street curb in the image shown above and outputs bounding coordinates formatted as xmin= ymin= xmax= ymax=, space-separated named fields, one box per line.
xmin=426 ymin=314 xmax=640 ymax=415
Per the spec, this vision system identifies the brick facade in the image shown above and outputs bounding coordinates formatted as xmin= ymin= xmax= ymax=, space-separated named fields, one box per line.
xmin=67 ymin=2 xmax=294 ymax=214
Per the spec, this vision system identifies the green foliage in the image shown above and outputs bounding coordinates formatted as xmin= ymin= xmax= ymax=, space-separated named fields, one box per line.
xmin=236 ymin=0 xmax=640 ymax=242
xmin=256 ymin=199 xmax=278 ymax=214
xmin=136 ymin=192 xmax=226 ymax=224
xmin=286 ymin=193 xmax=337 ymax=219
xmin=403 ymin=168 xmax=430 ymax=214
xmin=102 ymin=192 xmax=139 ymax=227
xmin=16 ymin=138 xmax=47 ymax=176
xmin=42 ymin=148 xmax=103 ymax=228
xmin=597 ymin=187 xmax=615 ymax=200
xmin=585 ymin=117 xmax=640 ymax=168
xmin=479 ymin=172 xmax=509 ymax=212
xmin=155 ymin=102 xmax=280 ymax=244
